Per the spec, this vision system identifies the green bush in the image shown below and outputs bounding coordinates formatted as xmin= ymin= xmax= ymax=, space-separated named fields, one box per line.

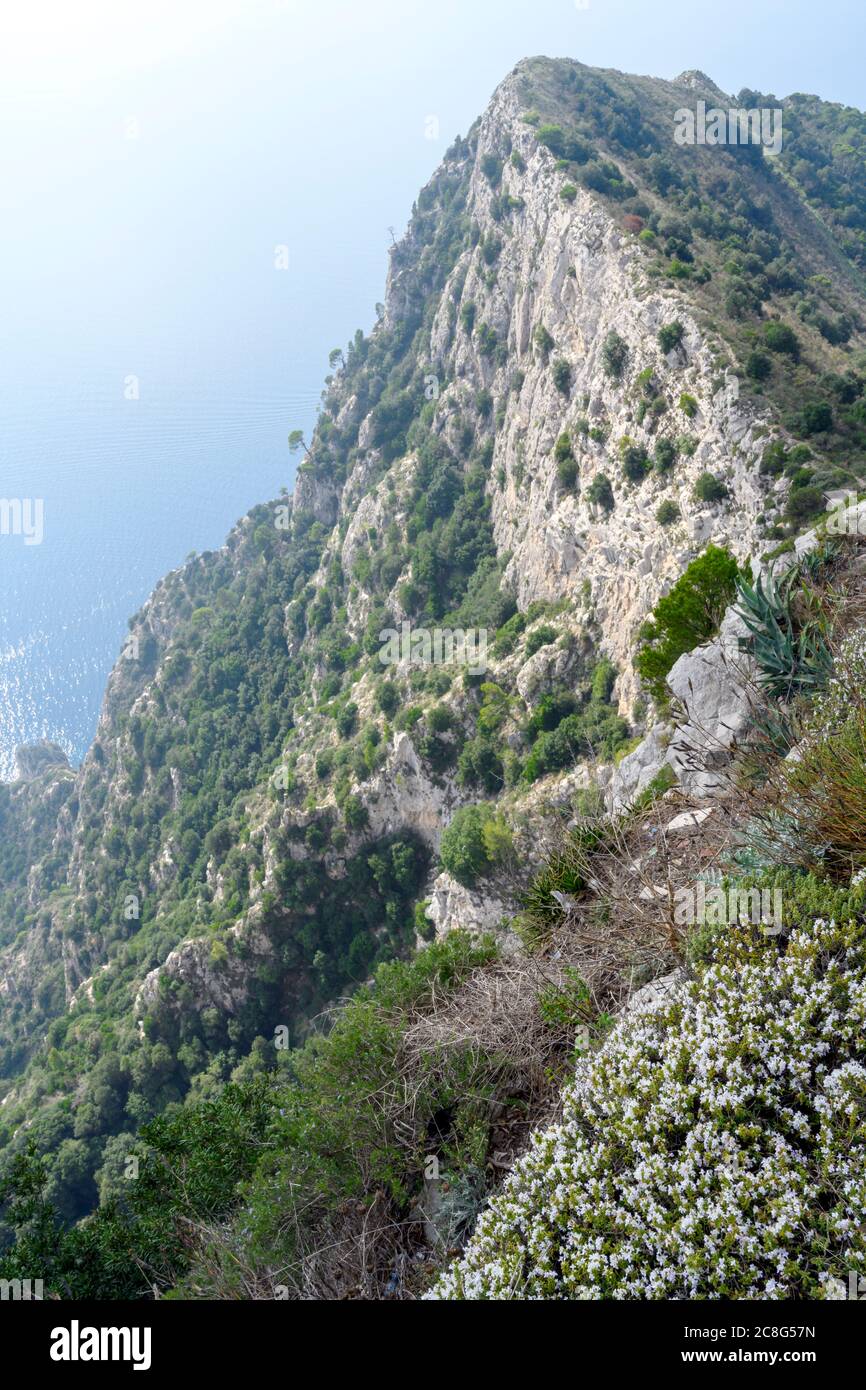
xmin=525 ymin=624 xmax=558 ymax=657
xmin=554 ymin=432 xmax=574 ymax=463
xmin=335 ymin=702 xmax=358 ymax=737
xmin=636 ymin=545 xmax=743 ymax=704
xmin=786 ymin=485 xmax=824 ymax=521
xmin=533 ymin=324 xmax=555 ymax=360
xmin=523 ymin=666 xmax=629 ymax=782
xmin=552 ymin=359 xmax=572 ymax=394
xmin=801 ymin=401 xmax=833 ymax=435
xmin=764 ymin=321 xmax=801 ymax=360
xmin=557 ymin=457 xmax=578 ymax=489
xmin=376 ymin=681 xmax=400 ymax=717
xmin=678 ymin=392 xmax=698 ymax=418
xmin=653 ymin=437 xmax=677 ymax=472
xmin=0 ymin=1081 xmax=274 ymax=1299
xmin=693 ymin=471 xmax=728 ymax=504
xmin=657 ymin=321 xmax=684 ymax=353
xmin=601 ymin=331 xmax=628 ymax=380
xmin=587 ymin=473 xmax=614 ymax=513
xmin=480 ymin=153 xmax=503 ymax=187
xmin=656 ymin=500 xmax=680 ymax=526
xmin=620 ymin=440 xmax=650 ymax=483
xmin=457 ymin=736 xmax=504 ymax=793
xmin=439 ymin=805 xmax=512 ymax=887
xmin=526 ymin=710 xmax=629 ymax=781
xmin=746 ymin=349 xmax=772 ymax=381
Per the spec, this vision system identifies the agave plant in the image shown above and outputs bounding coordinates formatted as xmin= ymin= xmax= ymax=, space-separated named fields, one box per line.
xmin=735 ymin=565 xmax=833 ymax=701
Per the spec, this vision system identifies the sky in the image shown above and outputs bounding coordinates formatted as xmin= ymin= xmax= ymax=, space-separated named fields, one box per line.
xmin=0 ymin=0 xmax=864 ymax=774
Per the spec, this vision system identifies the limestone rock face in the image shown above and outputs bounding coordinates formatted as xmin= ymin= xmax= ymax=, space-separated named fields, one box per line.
xmin=426 ymin=872 xmax=509 ymax=941
xmin=304 ymin=64 xmax=780 ymax=890
xmin=359 ymin=733 xmax=457 ymax=848
xmin=607 ymin=723 xmax=673 ymax=814
xmin=666 ymin=607 xmax=758 ymax=797
xmin=415 ymin=77 xmax=773 ymax=716
xmin=135 ymin=909 xmax=275 ymax=1021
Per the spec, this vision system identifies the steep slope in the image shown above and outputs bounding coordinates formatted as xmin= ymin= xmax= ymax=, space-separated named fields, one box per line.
xmin=3 ymin=55 xmax=866 ymax=1235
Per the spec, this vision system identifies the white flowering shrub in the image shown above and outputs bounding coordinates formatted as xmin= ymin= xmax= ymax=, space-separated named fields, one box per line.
xmin=811 ymin=626 xmax=866 ymax=737
xmin=428 ymin=916 xmax=866 ymax=1299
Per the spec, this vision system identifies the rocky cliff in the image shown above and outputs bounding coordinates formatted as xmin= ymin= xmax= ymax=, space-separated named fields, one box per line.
xmin=3 ymin=55 xmax=866 ymax=1234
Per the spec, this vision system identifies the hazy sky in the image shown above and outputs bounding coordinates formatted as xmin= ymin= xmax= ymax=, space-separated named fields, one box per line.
xmin=0 ymin=0 xmax=864 ymax=771
xmin=3 ymin=0 xmax=865 ymax=445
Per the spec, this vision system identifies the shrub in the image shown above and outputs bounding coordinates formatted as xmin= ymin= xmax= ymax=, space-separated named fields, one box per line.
xmin=620 ymin=440 xmax=650 ymax=484
xmin=0 ymin=1081 xmax=275 ymax=1299
xmin=475 ymin=322 xmax=498 ymax=358
xmin=678 ymin=392 xmax=698 ymax=418
xmin=590 ymin=657 xmax=616 ymax=704
xmin=560 ymin=183 xmax=578 ymax=203
xmin=522 ymin=708 xmax=630 ymax=782
xmin=601 ymin=331 xmax=628 ymax=380
xmin=656 ymin=500 xmax=680 ymax=526
xmin=457 ymin=736 xmax=504 ymax=794
xmin=430 ymin=914 xmax=866 ymax=1300
xmin=760 ymin=440 xmax=788 ymax=476
xmin=764 ymin=322 xmax=800 ymax=360
xmin=587 ymin=473 xmax=614 ymax=513
xmin=376 ymin=681 xmax=400 ymax=717
xmin=480 ymin=153 xmax=503 ymax=187
xmin=801 ymin=401 xmax=833 ymax=435
xmin=335 ymin=702 xmax=358 ymax=737
xmin=693 ymin=471 xmax=727 ymax=504
xmin=533 ymin=324 xmax=555 ymax=361
xmin=746 ymin=349 xmax=772 ymax=381
xmin=554 ymin=432 xmax=573 ymax=464
xmin=657 ymin=321 xmax=684 ymax=353
xmin=636 ymin=544 xmax=742 ymax=704
xmin=525 ymin=624 xmax=558 ymax=657
xmin=526 ymin=689 xmax=580 ymax=741
xmin=552 ymin=359 xmax=572 ymax=395
xmin=653 ymin=437 xmax=677 ymax=473
xmin=536 ymin=123 xmax=568 ymax=156
xmin=557 ymin=457 xmax=578 ymax=489
xmin=427 ymin=704 xmax=453 ymax=733
xmin=439 ymin=805 xmax=512 ymax=887
xmin=786 ymin=485 xmax=825 ymax=521
xmin=771 ymin=633 xmax=866 ymax=866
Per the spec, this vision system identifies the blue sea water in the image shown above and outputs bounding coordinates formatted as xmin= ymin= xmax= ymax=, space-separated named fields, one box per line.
xmin=0 ymin=354 xmax=315 ymax=779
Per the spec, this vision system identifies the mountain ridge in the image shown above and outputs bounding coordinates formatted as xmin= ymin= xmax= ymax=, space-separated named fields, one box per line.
xmin=3 ymin=55 xmax=866 ymax=1293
